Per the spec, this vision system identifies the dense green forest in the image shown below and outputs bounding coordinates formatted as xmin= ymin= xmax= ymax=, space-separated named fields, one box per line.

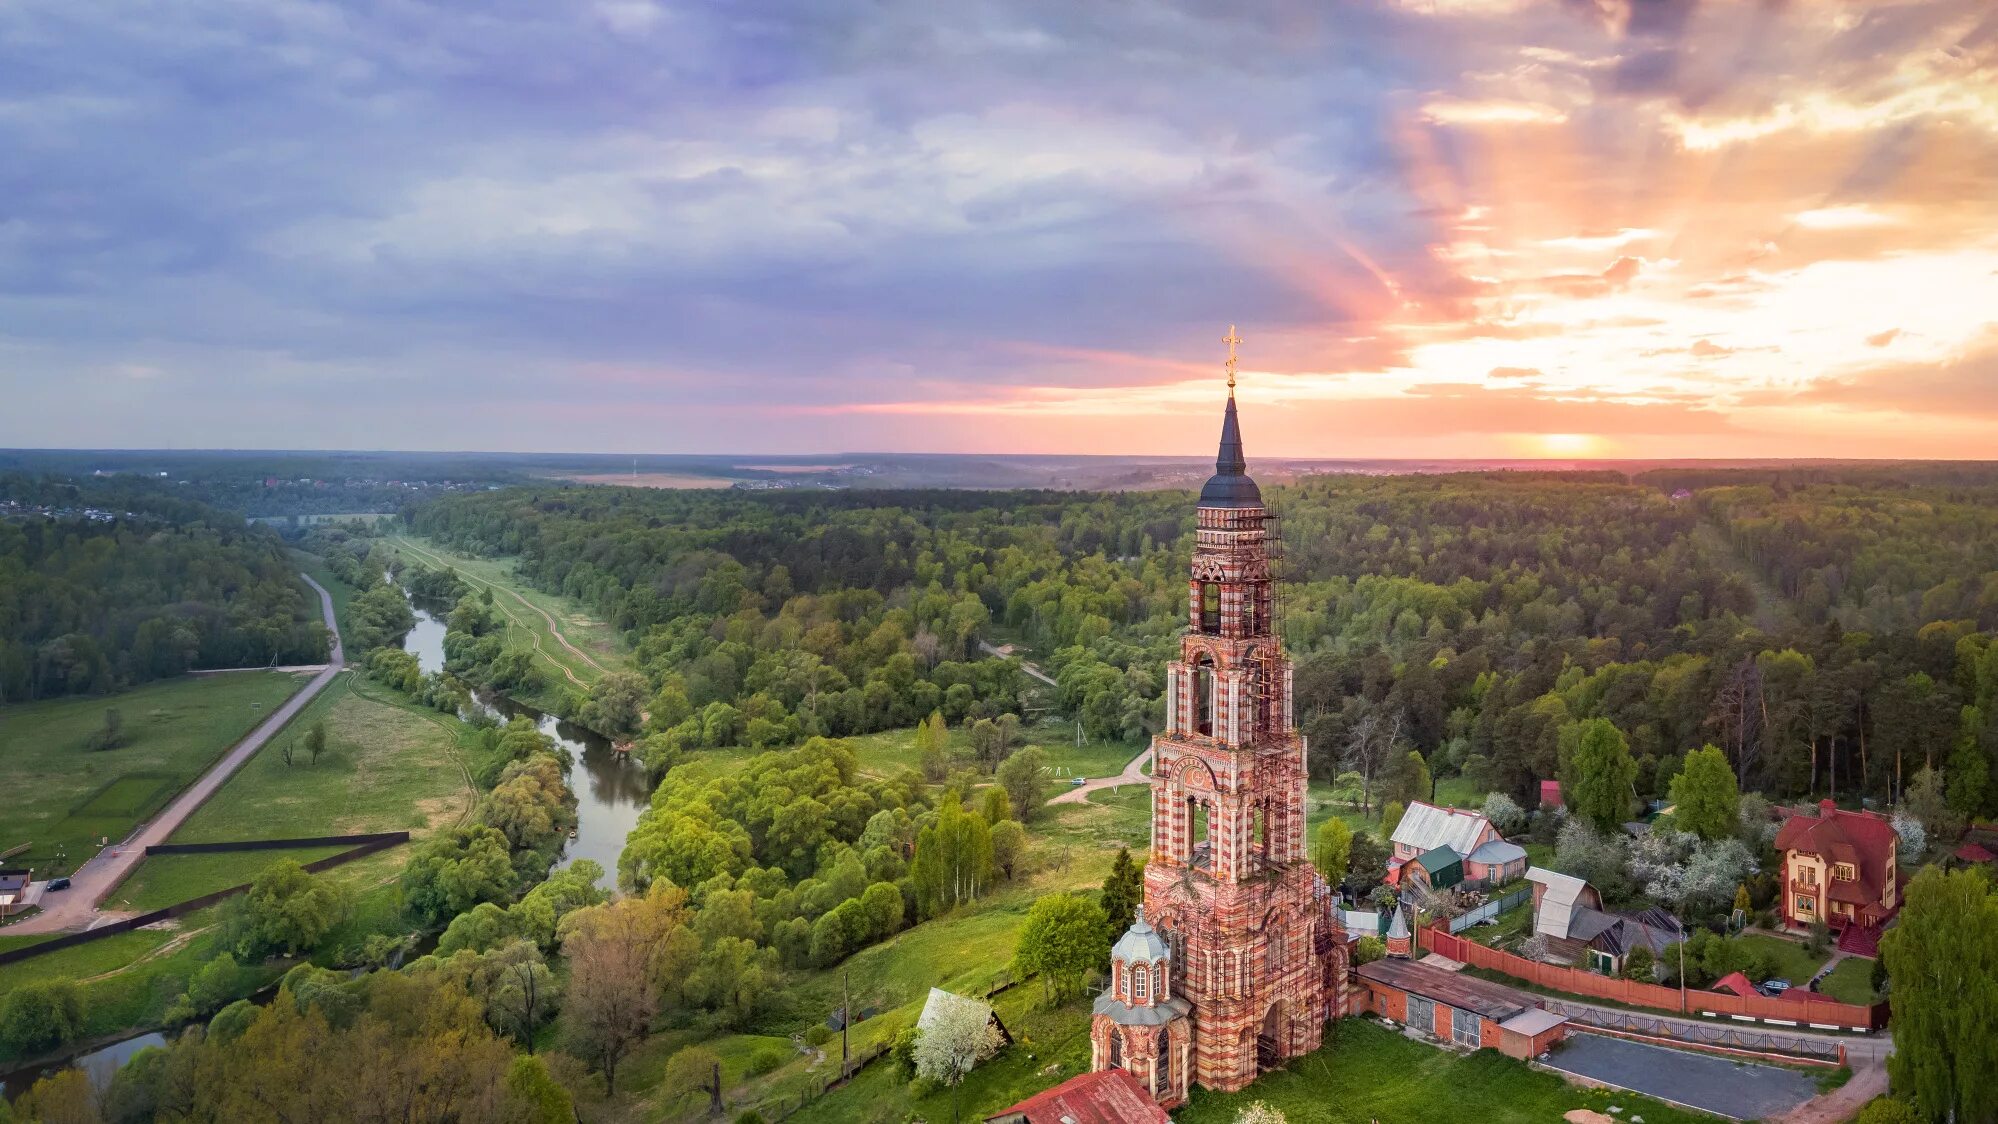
xmin=411 ymin=469 xmax=1998 ymax=818
xmin=0 ymin=489 xmax=330 ymax=702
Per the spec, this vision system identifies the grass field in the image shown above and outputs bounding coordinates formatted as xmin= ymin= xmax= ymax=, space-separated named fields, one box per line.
xmin=108 ymin=846 xmax=350 ymax=912
xmin=1818 ymin=956 xmax=1879 ymax=1005
xmin=386 ymin=535 xmax=629 ymax=693
xmin=1172 ymin=1017 xmax=1718 ymax=1123
xmin=166 ymin=673 xmax=489 ymax=846
xmin=1737 ymin=932 xmax=1831 ymax=985
xmin=0 ymin=672 xmax=311 ymax=874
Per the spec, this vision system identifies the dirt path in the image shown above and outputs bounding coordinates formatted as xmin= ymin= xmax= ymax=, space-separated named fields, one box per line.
xmin=391 ymin=537 xmax=605 ymax=688
xmin=1774 ymin=1061 xmax=1889 ymax=1124
xmin=9 ymin=573 xmax=346 ymax=935
xmin=977 ymin=640 xmax=1057 ymax=688
xmin=1049 ymin=747 xmax=1152 ymax=806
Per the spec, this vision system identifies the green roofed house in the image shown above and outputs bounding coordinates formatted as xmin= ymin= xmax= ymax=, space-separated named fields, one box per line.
xmin=1404 ymin=846 xmax=1463 ymax=893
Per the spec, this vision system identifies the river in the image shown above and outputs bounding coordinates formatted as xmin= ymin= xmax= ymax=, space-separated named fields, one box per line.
xmin=2 ymin=1031 xmax=164 ymax=1099
xmin=400 ymin=592 xmax=649 ymax=890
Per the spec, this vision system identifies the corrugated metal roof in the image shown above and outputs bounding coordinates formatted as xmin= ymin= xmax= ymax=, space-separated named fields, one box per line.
xmin=986 ymin=1068 xmax=1171 ymax=1124
xmin=1498 ymin=1008 xmax=1568 ymax=1036
xmin=1357 ymin=958 xmax=1531 ymax=1022
xmin=1468 ymin=839 xmax=1527 ymax=865
xmin=1525 ymin=867 xmax=1590 ymax=940
xmin=1390 ymin=801 xmax=1495 ymax=856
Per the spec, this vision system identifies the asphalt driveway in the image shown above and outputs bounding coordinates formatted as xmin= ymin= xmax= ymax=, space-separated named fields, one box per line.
xmin=1543 ymin=1032 xmax=1821 ymax=1121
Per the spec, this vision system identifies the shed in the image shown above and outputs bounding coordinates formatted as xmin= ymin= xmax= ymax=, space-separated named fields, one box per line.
xmin=1406 ymin=846 xmax=1463 ymax=892
xmin=1356 ymin=958 xmax=1569 ymax=1059
xmin=1539 ymin=780 xmax=1564 ymax=809
xmin=1711 ymin=971 xmax=1759 ymax=998
xmin=1524 ymin=867 xmax=1597 ymax=943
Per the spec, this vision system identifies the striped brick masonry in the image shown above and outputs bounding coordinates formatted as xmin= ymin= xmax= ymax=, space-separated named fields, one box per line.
xmin=1092 ymin=376 xmax=1347 ymax=1102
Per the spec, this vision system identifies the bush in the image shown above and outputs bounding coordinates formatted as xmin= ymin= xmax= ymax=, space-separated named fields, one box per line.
xmin=747 ymin=1046 xmax=789 ymax=1076
xmin=1855 ymin=1098 xmax=1922 ymax=1124
xmin=0 ymin=979 xmax=85 ymax=1053
xmin=802 ymin=1023 xmax=833 ymax=1048
xmin=1353 ymin=935 xmax=1385 ymax=965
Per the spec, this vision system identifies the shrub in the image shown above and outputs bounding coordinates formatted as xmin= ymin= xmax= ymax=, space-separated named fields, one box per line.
xmin=747 ymin=1046 xmax=789 ymax=1075
xmin=1855 ymin=1098 xmax=1922 ymax=1124
xmin=0 ymin=979 xmax=85 ymax=1053
xmin=802 ymin=1023 xmax=833 ymax=1047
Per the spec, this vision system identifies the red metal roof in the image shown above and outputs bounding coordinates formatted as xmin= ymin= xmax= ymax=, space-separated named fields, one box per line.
xmin=1540 ymin=780 xmax=1563 ymax=807
xmin=1955 ymin=842 xmax=1996 ymax=863
xmin=1711 ymin=971 xmax=1758 ymax=998
xmin=986 ymin=1068 xmax=1170 ymax=1124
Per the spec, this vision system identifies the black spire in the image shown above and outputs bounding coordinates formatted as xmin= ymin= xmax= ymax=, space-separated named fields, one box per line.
xmin=1199 ymin=391 xmax=1262 ymax=508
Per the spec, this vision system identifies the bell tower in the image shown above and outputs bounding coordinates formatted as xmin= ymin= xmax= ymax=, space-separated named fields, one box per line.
xmin=1140 ymin=327 xmax=1342 ymax=1093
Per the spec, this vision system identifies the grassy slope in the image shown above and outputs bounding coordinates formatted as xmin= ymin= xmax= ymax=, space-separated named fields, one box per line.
xmin=0 ymin=672 xmax=311 ymax=873
xmin=110 ymin=846 xmax=349 ymax=912
xmin=606 ymin=775 xmax=1150 ymax=1123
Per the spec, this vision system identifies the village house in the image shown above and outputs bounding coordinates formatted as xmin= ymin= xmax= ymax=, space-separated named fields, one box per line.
xmin=1522 ymin=867 xmax=1682 ymax=974
xmin=1388 ymin=802 xmax=1523 ymax=888
xmin=1776 ymin=799 xmax=1900 ymax=953
xmin=1356 ymin=958 xmax=1570 ymax=1059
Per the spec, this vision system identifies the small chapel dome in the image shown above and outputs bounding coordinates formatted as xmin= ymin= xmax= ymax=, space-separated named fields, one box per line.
xmin=1112 ymin=905 xmax=1170 ymax=965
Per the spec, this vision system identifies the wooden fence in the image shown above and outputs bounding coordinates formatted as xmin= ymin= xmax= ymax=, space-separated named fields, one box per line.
xmin=0 ymin=832 xmax=408 ymax=969
xmin=1423 ymin=926 xmax=1887 ymax=1031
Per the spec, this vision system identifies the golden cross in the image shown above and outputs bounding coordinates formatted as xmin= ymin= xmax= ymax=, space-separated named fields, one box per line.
xmin=1223 ymin=324 xmax=1243 ymax=391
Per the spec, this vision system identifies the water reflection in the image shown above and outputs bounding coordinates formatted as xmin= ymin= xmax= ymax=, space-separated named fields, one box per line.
xmin=395 ymin=589 xmax=647 ymax=890
xmin=3 ymin=1031 xmax=165 ymax=1099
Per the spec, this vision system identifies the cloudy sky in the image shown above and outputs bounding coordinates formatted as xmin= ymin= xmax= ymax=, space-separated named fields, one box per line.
xmin=4 ymin=0 xmax=1996 ymax=458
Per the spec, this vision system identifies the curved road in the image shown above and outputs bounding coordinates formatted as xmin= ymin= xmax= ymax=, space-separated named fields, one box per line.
xmin=10 ymin=573 xmax=345 ymax=935
xmin=1049 ymin=747 xmax=1152 ymax=806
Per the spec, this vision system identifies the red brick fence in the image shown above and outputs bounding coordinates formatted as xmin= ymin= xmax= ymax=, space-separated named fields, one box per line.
xmin=1423 ymin=926 xmax=1887 ymax=1031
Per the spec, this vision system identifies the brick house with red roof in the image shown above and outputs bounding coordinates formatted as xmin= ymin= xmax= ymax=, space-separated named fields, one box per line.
xmin=1776 ymin=799 xmax=1900 ymax=946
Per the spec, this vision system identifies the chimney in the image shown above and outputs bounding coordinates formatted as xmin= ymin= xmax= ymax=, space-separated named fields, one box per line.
xmin=1819 ymin=798 xmax=1836 ymax=817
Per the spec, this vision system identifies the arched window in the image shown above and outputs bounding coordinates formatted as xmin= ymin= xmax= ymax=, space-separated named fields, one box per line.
xmin=1194 ymin=655 xmax=1215 ymax=736
xmin=1154 ymin=959 xmax=1168 ymax=1001
xmin=1119 ymin=963 xmax=1130 ymax=1000
xmin=1200 ymin=581 xmax=1221 ymax=633
xmin=1134 ymin=964 xmax=1150 ymax=1001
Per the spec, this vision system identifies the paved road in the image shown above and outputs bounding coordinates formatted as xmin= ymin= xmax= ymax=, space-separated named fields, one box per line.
xmin=1545 ymin=1033 xmax=1821 ymax=1121
xmin=1532 ymin=993 xmax=1891 ymax=1066
xmin=10 ymin=573 xmax=345 ymax=935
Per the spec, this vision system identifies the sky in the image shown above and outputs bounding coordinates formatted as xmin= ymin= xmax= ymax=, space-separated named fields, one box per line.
xmin=3 ymin=0 xmax=1997 ymax=459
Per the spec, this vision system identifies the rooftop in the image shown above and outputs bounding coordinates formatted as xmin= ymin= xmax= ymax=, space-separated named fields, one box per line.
xmin=1358 ymin=958 xmax=1534 ymax=1023
xmin=1391 ymin=801 xmax=1495 ymax=857
xmin=986 ymin=1068 xmax=1171 ymax=1124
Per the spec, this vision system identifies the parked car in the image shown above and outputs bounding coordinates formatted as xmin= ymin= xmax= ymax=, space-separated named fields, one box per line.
xmin=1760 ymin=979 xmax=1792 ymax=996
xmin=1070 ymin=777 xmax=1088 ymax=787
xmin=46 ymin=877 xmax=70 ymax=891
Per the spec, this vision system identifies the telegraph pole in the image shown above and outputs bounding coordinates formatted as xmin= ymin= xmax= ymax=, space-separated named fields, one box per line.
xmin=841 ymin=966 xmax=851 ymax=1077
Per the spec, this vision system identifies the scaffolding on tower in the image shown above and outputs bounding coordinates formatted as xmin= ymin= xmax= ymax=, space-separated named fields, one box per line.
xmin=1250 ymin=508 xmax=1287 ymax=738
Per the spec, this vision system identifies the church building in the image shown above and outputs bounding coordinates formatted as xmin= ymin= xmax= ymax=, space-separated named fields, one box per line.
xmin=1088 ymin=330 xmax=1350 ymax=1105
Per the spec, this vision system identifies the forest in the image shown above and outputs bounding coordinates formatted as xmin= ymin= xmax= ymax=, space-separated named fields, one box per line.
xmin=410 ymin=467 xmax=1998 ymax=821
xmin=0 ymin=486 xmax=330 ymax=702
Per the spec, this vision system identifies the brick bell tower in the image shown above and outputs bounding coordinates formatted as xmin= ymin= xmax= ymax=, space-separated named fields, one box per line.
xmin=1139 ymin=327 xmax=1344 ymax=1093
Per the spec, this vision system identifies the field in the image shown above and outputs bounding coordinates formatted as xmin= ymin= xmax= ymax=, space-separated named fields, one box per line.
xmin=1172 ymin=1017 xmax=1718 ymax=1123
xmin=0 ymin=672 xmax=311 ymax=874
xmin=164 ymin=673 xmax=487 ymax=845
xmin=386 ymin=534 xmax=629 ymax=696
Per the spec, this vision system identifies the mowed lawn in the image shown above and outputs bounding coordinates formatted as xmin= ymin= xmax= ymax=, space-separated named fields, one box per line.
xmin=0 ymin=672 xmax=311 ymax=873
xmin=1173 ymin=1018 xmax=1720 ymax=1124
xmin=166 ymin=674 xmax=486 ymax=845
xmin=1737 ymin=933 xmax=1830 ymax=984
xmin=1819 ymin=955 xmax=1880 ymax=1005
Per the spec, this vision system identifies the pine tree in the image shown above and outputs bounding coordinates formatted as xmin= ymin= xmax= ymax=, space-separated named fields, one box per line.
xmin=1099 ymin=847 xmax=1142 ymax=938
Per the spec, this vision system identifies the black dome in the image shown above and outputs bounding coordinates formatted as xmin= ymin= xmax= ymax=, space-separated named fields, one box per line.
xmin=1199 ymin=394 xmax=1262 ymax=508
